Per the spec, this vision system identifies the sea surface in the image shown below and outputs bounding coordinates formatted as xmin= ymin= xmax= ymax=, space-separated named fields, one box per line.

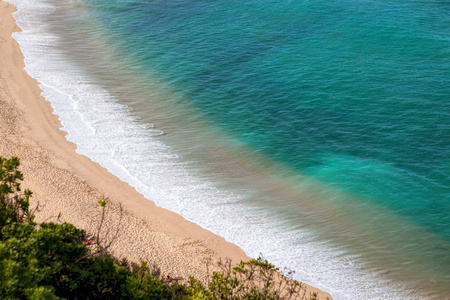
xmin=7 ymin=0 xmax=450 ymax=299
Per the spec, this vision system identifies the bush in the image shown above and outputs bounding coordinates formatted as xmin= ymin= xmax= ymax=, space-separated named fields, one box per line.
xmin=0 ymin=156 xmax=324 ymax=300
xmin=0 ymin=157 xmax=171 ymax=299
xmin=0 ymin=156 xmax=34 ymax=232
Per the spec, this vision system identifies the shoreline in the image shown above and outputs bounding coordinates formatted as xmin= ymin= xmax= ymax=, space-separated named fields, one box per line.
xmin=0 ymin=1 xmax=333 ymax=299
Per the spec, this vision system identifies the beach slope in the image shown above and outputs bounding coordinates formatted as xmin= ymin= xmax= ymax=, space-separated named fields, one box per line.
xmin=0 ymin=1 xmax=332 ymax=298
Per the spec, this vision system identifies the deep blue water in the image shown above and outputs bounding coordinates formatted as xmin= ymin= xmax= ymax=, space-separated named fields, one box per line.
xmin=10 ymin=0 xmax=450 ymax=298
xmin=87 ymin=0 xmax=450 ymax=239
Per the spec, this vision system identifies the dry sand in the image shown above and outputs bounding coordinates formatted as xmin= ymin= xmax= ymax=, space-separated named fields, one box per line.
xmin=0 ymin=1 xmax=332 ymax=298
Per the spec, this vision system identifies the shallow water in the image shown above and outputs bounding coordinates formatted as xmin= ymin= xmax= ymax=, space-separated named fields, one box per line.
xmin=8 ymin=0 xmax=450 ymax=298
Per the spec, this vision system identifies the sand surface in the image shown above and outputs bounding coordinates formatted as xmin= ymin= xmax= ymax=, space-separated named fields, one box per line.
xmin=0 ymin=1 xmax=332 ymax=298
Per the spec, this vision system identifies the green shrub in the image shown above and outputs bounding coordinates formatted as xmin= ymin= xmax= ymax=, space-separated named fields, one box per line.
xmin=0 ymin=156 xmax=324 ymax=300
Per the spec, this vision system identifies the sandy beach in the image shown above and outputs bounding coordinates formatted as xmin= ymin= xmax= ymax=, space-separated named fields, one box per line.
xmin=0 ymin=1 xmax=332 ymax=298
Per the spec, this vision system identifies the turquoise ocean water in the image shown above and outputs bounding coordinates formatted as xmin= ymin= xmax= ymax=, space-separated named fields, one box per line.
xmin=8 ymin=0 xmax=449 ymax=298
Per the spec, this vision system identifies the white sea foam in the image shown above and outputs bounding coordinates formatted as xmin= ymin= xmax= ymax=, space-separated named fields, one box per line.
xmin=6 ymin=0 xmax=418 ymax=299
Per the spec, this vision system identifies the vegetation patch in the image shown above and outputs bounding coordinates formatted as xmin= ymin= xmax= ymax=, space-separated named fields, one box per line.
xmin=0 ymin=156 xmax=326 ymax=300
